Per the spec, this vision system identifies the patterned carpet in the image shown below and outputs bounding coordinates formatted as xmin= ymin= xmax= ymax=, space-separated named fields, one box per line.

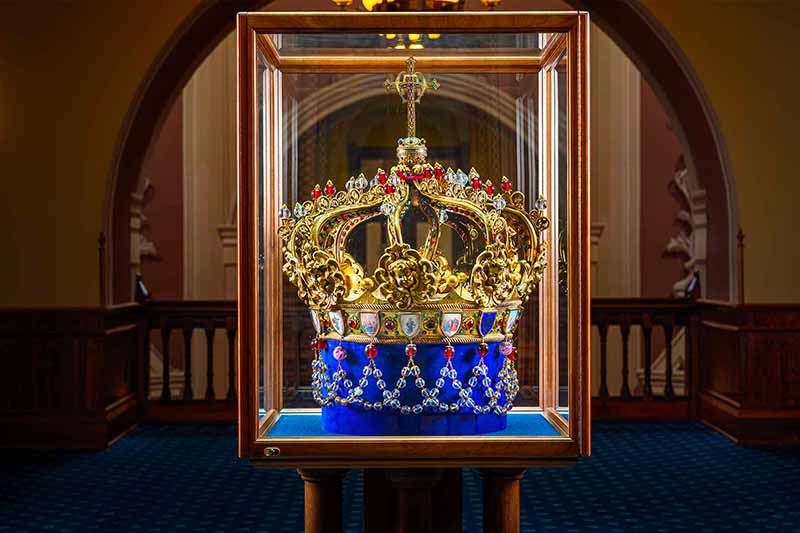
xmin=1 ymin=423 xmax=799 ymax=532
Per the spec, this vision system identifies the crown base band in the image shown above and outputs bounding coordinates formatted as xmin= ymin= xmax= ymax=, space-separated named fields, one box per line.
xmin=321 ymin=404 xmax=507 ymax=436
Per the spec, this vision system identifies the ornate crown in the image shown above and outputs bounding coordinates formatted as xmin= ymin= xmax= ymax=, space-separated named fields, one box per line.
xmin=278 ymin=58 xmax=549 ymax=434
xmin=279 ymin=57 xmax=549 ymax=345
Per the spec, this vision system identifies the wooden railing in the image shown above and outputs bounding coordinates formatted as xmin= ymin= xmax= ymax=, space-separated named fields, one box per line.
xmin=591 ymin=298 xmax=697 ymax=421
xmin=137 ymin=297 xmax=702 ymax=423
xmin=140 ymin=300 xmax=238 ymax=423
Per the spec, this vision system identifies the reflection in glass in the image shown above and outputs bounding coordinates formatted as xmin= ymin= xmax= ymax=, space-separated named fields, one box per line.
xmin=556 ymin=59 xmax=569 ymax=409
xmin=257 ymin=57 xmax=267 ymax=421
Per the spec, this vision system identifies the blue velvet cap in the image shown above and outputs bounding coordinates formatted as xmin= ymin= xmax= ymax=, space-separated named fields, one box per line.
xmin=318 ymin=340 xmax=509 ymax=436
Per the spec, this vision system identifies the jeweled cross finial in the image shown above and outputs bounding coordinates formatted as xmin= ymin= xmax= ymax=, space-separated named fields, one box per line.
xmin=384 ymin=57 xmax=439 ymax=138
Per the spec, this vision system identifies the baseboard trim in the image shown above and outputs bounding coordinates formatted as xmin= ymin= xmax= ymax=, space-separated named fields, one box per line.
xmin=0 ymin=395 xmax=138 ymax=450
xmin=699 ymin=391 xmax=800 ymax=446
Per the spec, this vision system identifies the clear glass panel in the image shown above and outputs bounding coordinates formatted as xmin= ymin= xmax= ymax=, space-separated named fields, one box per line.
xmin=252 ymin=29 xmax=569 ymax=436
xmin=556 ymin=57 xmax=569 ymax=410
xmin=276 ymin=33 xmax=542 ymax=54
xmin=277 ymin=64 xmax=542 ymax=409
xmin=257 ymin=52 xmax=268 ymax=424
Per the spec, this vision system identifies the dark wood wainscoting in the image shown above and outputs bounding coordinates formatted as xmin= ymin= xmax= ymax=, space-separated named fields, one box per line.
xmin=0 ymin=304 xmax=144 ymax=449
xmin=697 ymin=301 xmax=800 ymax=445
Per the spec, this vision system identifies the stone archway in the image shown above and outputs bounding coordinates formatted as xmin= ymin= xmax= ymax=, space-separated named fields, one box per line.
xmin=105 ymin=0 xmax=737 ymax=303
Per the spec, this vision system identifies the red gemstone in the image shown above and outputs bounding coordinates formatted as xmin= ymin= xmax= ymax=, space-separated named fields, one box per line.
xmin=509 ymin=348 xmax=517 ymax=361
xmin=477 ymin=343 xmax=489 ymax=356
xmin=385 ymin=184 xmax=395 ymax=194
xmin=397 ymin=170 xmax=406 ymax=180
xmin=464 ymin=319 xmax=474 ymax=329
xmin=348 ymin=319 xmax=358 ymax=329
xmin=423 ymin=168 xmax=432 ymax=179
xmin=311 ymin=338 xmax=327 ymax=350
xmin=324 ymin=183 xmax=336 ymax=196
xmin=378 ymin=172 xmax=388 ymax=185
xmin=434 ymin=167 xmax=444 ymax=178
xmin=312 ymin=187 xmax=322 ymax=199
xmin=501 ymin=180 xmax=512 ymax=192
xmin=472 ymin=178 xmax=481 ymax=190
xmin=486 ymin=184 xmax=495 ymax=195
xmin=443 ymin=345 xmax=455 ymax=359
xmin=405 ymin=344 xmax=417 ymax=357
xmin=366 ymin=344 xmax=378 ymax=359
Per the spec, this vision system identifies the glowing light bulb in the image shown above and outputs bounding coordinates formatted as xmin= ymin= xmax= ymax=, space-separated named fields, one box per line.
xmin=428 ymin=33 xmax=441 ymax=39
xmin=394 ymin=42 xmax=407 ymax=49
xmin=386 ymin=33 xmax=397 ymax=40
xmin=408 ymin=33 xmax=421 ymax=42
xmin=409 ymin=43 xmax=424 ymax=49
xmin=362 ymin=0 xmax=380 ymax=10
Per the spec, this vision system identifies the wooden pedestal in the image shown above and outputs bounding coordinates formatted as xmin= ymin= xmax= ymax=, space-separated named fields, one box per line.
xmin=299 ymin=468 xmax=526 ymax=533
xmin=297 ymin=469 xmax=348 ymax=533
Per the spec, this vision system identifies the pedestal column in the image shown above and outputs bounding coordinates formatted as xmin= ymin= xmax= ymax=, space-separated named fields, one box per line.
xmin=385 ymin=469 xmax=443 ymax=533
xmin=479 ymin=468 xmax=526 ymax=533
xmin=365 ymin=468 xmax=461 ymax=533
xmin=297 ymin=469 xmax=347 ymax=533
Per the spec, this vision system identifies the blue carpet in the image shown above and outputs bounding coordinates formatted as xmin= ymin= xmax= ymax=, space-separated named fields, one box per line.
xmin=1 ymin=423 xmax=799 ymax=531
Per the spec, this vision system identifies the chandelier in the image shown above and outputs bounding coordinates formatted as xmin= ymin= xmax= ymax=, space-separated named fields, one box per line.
xmin=330 ymin=0 xmax=503 ymax=48
xmin=330 ymin=0 xmax=502 ymax=12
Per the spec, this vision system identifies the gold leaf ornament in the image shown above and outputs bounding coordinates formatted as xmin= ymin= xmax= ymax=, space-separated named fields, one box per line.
xmin=373 ymin=243 xmax=437 ymax=309
xmin=298 ymin=242 xmax=346 ymax=309
xmin=470 ymin=243 xmax=517 ymax=307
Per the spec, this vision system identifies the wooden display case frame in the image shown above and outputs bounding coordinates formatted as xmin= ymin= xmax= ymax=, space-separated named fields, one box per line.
xmin=237 ymin=11 xmax=590 ymax=467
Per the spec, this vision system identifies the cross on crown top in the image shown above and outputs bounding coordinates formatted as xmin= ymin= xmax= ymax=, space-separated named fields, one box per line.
xmin=384 ymin=57 xmax=440 ymax=139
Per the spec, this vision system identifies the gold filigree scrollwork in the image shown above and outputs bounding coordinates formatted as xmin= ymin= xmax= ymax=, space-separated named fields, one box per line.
xmin=470 ymin=242 xmax=517 ymax=307
xmin=373 ymin=243 xmax=437 ymax=310
xmin=297 ymin=242 xmax=346 ymax=309
xmin=277 ymin=58 xmax=551 ymax=314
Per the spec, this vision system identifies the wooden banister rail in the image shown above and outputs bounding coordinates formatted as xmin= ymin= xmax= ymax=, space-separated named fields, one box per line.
xmin=140 ymin=300 xmax=237 ymax=423
xmin=591 ymin=298 xmax=697 ymax=421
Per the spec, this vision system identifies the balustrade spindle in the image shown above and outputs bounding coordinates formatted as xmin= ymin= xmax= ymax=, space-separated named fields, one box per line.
xmin=598 ymin=321 xmax=609 ymax=401
xmin=160 ymin=324 xmax=172 ymax=402
xmin=642 ymin=314 xmax=653 ymax=400
xmin=663 ymin=318 xmax=675 ymax=400
xmin=620 ymin=317 xmax=631 ymax=399
xmin=226 ymin=318 xmax=237 ymax=401
xmin=205 ymin=324 xmax=216 ymax=401
xmin=182 ymin=320 xmax=194 ymax=402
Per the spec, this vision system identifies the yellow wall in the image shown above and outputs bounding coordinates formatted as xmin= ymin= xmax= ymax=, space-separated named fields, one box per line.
xmin=640 ymin=0 xmax=798 ymax=302
xmin=0 ymin=0 xmax=797 ymax=306
xmin=0 ymin=1 xmax=197 ymax=307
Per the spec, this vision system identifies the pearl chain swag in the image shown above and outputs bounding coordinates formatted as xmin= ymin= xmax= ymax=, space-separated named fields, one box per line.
xmin=310 ymin=334 xmax=520 ymax=416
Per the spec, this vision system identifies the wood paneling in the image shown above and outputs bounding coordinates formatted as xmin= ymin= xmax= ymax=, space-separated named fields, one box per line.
xmin=697 ymin=301 xmax=800 ymax=445
xmin=0 ymin=305 xmax=142 ymax=449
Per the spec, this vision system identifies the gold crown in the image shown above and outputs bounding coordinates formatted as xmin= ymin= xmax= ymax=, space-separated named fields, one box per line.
xmin=278 ymin=58 xmax=549 ymax=337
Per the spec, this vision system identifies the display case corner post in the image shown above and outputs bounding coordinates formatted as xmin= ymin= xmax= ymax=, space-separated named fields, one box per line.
xmin=574 ymin=9 xmax=591 ymax=456
xmin=236 ymin=9 xmax=258 ymax=458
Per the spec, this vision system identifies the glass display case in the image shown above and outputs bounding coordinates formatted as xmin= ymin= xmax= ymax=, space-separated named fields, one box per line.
xmin=237 ymin=11 xmax=589 ymax=466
